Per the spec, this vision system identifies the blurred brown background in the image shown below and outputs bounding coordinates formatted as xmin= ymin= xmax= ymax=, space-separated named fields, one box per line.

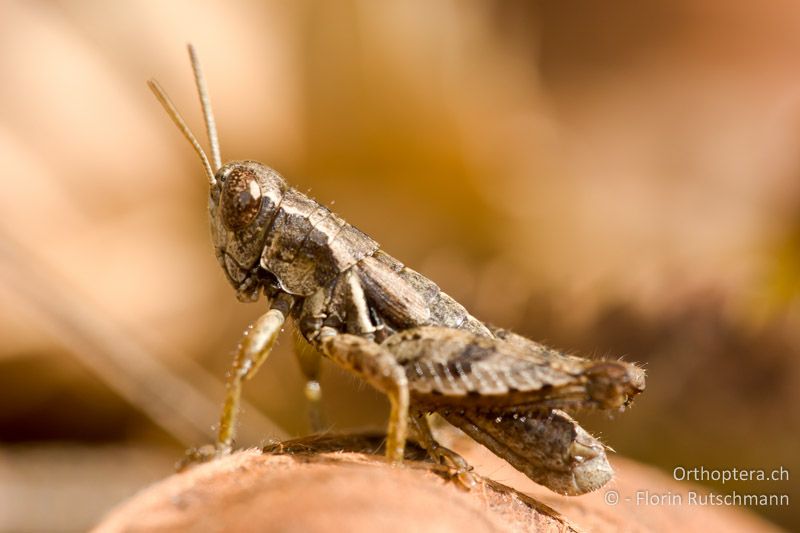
xmin=1 ymin=1 xmax=798 ymax=531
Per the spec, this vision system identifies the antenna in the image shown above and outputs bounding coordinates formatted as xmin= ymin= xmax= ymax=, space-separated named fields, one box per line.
xmin=188 ymin=44 xmax=222 ymax=172
xmin=148 ymin=79 xmax=217 ymax=187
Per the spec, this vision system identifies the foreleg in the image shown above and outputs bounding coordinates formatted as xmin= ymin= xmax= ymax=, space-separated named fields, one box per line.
xmin=216 ymin=294 xmax=293 ymax=454
xmin=293 ymin=334 xmax=326 ymax=432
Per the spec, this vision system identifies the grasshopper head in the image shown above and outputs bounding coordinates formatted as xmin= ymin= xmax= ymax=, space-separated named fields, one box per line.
xmin=209 ymin=161 xmax=286 ymax=301
xmin=149 ymin=47 xmax=287 ymax=302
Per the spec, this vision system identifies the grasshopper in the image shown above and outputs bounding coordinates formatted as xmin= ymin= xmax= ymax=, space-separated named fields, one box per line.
xmin=148 ymin=45 xmax=645 ymax=496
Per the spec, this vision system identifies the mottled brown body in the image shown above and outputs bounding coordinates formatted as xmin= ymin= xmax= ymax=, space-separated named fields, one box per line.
xmin=149 ymin=47 xmax=646 ymax=497
xmin=205 ymin=160 xmax=644 ymax=494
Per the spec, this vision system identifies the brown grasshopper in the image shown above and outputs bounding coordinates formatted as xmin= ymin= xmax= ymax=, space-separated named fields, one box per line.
xmin=148 ymin=45 xmax=645 ymax=496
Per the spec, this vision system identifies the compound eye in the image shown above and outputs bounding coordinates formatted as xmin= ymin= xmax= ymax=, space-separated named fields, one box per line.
xmin=221 ymin=167 xmax=262 ymax=230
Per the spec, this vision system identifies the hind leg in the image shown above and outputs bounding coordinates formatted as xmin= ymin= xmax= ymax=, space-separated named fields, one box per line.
xmin=411 ymin=413 xmax=477 ymax=488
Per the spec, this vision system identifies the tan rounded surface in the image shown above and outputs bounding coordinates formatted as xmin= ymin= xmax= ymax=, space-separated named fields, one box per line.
xmin=94 ymin=444 xmax=782 ymax=533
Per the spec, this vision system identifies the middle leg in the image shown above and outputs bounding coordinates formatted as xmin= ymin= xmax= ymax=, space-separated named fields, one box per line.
xmin=316 ymin=328 xmax=409 ymax=462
